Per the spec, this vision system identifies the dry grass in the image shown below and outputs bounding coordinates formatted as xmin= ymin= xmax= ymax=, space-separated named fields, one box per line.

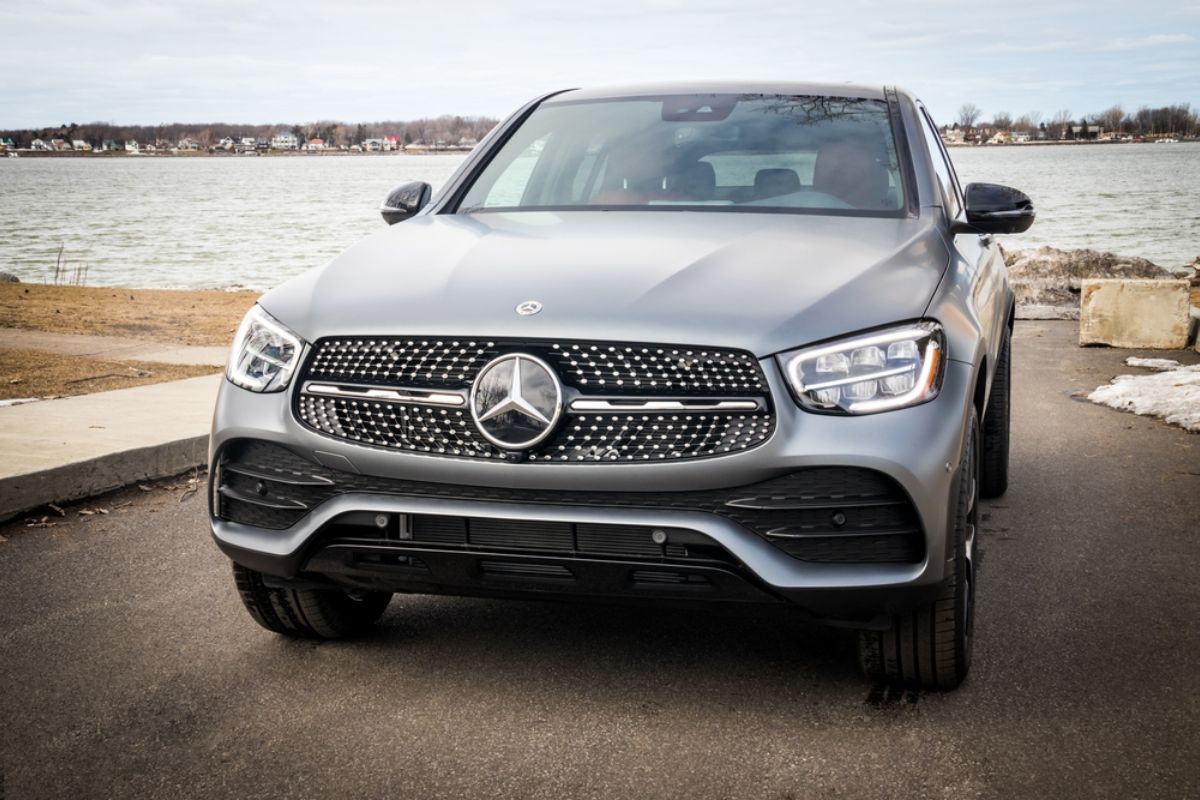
xmin=0 ymin=283 xmax=259 ymax=347
xmin=0 ymin=347 xmax=219 ymax=400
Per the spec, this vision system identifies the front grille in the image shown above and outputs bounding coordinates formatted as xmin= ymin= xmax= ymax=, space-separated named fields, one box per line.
xmin=216 ymin=440 xmax=925 ymax=564
xmin=294 ymin=336 xmax=775 ymax=463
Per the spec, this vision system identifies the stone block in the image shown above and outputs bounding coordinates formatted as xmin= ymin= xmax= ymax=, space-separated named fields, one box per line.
xmin=1079 ymin=279 xmax=1190 ymax=349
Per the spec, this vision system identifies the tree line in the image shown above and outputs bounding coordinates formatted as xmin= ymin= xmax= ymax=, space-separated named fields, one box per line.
xmin=0 ymin=115 xmax=500 ymax=148
xmin=951 ymin=103 xmax=1197 ymax=139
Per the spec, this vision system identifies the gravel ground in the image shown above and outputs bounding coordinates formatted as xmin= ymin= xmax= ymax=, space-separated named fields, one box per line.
xmin=1 ymin=321 xmax=1197 ymax=800
xmin=0 ymin=283 xmax=256 ymax=346
xmin=0 ymin=346 xmax=216 ymax=400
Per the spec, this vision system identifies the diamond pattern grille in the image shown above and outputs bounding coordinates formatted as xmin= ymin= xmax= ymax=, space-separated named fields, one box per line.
xmin=295 ymin=336 xmax=775 ymax=462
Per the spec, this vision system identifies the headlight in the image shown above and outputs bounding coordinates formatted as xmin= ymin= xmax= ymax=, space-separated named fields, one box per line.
xmin=227 ymin=305 xmax=304 ymax=392
xmin=778 ymin=321 xmax=945 ymax=415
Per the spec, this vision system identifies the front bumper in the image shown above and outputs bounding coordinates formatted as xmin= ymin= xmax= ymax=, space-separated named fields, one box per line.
xmin=209 ymin=359 xmax=975 ymax=623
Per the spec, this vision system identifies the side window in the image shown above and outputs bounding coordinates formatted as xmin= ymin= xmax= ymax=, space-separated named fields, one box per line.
xmin=917 ymin=109 xmax=961 ymax=218
xmin=479 ymin=135 xmax=551 ymax=207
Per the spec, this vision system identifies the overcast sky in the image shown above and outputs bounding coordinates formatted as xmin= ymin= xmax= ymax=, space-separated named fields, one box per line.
xmin=1 ymin=0 xmax=1196 ymax=129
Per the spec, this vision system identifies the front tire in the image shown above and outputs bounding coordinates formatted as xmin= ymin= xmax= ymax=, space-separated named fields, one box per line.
xmin=857 ymin=408 xmax=978 ymax=690
xmin=232 ymin=563 xmax=392 ymax=639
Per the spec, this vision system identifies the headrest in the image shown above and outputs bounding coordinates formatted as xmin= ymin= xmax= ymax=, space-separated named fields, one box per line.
xmin=754 ymin=168 xmax=801 ymax=199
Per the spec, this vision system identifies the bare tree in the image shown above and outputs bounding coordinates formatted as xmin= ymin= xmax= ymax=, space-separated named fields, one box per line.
xmin=957 ymin=103 xmax=982 ymax=130
xmin=1047 ymin=109 xmax=1073 ymax=140
xmin=991 ymin=111 xmax=1013 ymax=130
xmin=1097 ymin=105 xmax=1124 ymax=135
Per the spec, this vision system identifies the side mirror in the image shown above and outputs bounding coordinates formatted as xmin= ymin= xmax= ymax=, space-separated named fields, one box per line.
xmin=952 ymin=182 xmax=1035 ymax=235
xmin=380 ymin=181 xmax=432 ymax=225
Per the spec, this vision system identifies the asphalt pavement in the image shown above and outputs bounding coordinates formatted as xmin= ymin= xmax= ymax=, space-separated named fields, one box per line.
xmin=1 ymin=320 xmax=1197 ymax=800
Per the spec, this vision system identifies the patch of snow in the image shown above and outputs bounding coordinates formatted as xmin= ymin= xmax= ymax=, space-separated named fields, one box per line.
xmin=1089 ymin=363 xmax=1200 ymax=432
xmin=0 ymin=397 xmax=41 ymax=408
xmin=1125 ymin=357 xmax=1182 ymax=370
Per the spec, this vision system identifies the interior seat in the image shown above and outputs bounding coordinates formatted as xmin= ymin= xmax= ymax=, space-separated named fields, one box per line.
xmin=664 ymin=161 xmax=717 ymax=201
xmin=754 ymin=168 xmax=801 ymax=200
xmin=812 ymin=142 xmax=892 ymax=209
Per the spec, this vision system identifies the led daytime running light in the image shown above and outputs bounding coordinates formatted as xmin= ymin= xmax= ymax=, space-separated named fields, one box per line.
xmin=778 ymin=321 xmax=945 ymax=415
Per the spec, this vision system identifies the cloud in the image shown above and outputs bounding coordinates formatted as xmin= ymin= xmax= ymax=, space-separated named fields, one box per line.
xmin=2 ymin=0 xmax=1197 ymax=127
xmin=978 ymin=40 xmax=1079 ymax=54
xmin=1101 ymin=34 xmax=1196 ymax=50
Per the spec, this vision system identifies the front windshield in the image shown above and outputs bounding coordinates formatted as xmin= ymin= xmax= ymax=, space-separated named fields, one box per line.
xmin=457 ymin=94 xmax=905 ymax=216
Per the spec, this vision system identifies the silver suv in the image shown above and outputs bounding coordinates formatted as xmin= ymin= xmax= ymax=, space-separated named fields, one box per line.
xmin=209 ymin=83 xmax=1033 ymax=690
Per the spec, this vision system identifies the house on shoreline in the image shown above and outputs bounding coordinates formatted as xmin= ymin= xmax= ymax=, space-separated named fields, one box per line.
xmin=1067 ymin=123 xmax=1104 ymax=141
xmin=271 ymin=131 xmax=298 ymax=150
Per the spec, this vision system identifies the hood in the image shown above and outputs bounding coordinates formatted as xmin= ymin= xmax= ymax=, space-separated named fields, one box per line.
xmin=261 ymin=211 xmax=949 ymax=357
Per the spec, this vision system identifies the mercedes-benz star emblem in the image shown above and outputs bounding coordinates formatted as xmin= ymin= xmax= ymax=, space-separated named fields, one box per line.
xmin=515 ymin=300 xmax=543 ymax=316
xmin=470 ymin=354 xmax=563 ymax=450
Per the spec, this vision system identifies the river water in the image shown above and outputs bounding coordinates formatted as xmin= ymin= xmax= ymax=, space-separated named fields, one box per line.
xmin=1 ymin=143 xmax=1197 ymax=289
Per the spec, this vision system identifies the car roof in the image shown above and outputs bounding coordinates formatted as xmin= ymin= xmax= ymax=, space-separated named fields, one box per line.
xmin=546 ymin=81 xmax=890 ymax=103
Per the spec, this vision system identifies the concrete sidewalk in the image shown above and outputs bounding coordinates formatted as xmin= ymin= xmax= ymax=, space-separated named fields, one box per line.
xmin=0 ymin=328 xmax=229 ymax=365
xmin=0 ymin=374 xmax=221 ymax=521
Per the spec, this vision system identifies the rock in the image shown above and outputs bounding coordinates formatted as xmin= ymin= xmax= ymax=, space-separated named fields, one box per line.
xmin=1079 ymin=279 xmax=1191 ymax=349
xmin=1003 ymin=246 xmax=1173 ymax=317
xmin=1015 ymin=304 xmax=1079 ymax=321
xmin=1184 ymin=257 xmax=1200 ymax=309
xmin=0 ymin=271 xmax=19 ymax=283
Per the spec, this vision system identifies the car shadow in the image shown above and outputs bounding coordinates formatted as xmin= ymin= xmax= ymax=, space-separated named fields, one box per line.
xmin=272 ymin=593 xmax=875 ymax=703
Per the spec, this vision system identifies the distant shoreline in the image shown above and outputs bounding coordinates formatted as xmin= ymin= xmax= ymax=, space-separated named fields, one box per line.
xmin=6 ymin=140 xmax=1195 ymax=158
xmin=944 ymin=138 xmax=1195 ymax=148
xmin=3 ymin=149 xmax=470 ymax=158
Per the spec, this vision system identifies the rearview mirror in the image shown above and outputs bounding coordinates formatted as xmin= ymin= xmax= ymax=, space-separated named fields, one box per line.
xmin=952 ymin=183 xmax=1035 ymax=235
xmin=380 ymin=181 xmax=432 ymax=225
